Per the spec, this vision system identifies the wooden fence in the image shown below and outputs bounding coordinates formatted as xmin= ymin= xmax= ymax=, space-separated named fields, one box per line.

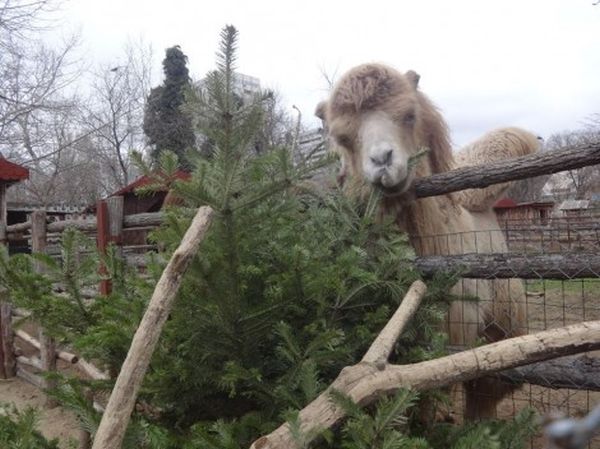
xmin=0 ymin=196 xmax=163 ymax=396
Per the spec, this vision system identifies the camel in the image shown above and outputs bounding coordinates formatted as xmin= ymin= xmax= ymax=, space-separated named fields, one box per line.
xmin=315 ymin=63 xmax=540 ymax=419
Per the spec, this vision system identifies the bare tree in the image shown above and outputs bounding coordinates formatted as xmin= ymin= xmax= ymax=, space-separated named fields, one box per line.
xmin=80 ymin=40 xmax=153 ymax=188
xmin=544 ymin=128 xmax=600 ymax=200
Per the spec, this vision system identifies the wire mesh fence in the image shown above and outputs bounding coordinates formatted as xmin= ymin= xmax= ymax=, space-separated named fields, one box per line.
xmin=411 ymin=218 xmax=600 ymax=448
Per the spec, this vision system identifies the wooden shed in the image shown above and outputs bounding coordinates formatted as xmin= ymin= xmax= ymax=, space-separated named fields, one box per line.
xmin=109 ymin=170 xmax=190 ymax=216
xmin=494 ymin=198 xmax=555 ymax=225
xmin=0 ymin=157 xmax=29 ymax=244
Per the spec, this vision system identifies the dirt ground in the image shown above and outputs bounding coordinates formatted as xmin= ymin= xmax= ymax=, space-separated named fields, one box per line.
xmin=0 ymin=376 xmax=80 ymax=447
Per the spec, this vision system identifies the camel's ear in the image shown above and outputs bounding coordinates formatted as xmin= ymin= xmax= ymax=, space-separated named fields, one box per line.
xmin=315 ymin=100 xmax=328 ymax=122
xmin=406 ymin=70 xmax=420 ymax=89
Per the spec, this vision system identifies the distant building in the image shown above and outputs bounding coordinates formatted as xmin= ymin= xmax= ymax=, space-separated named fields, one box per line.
xmin=196 ymin=72 xmax=261 ymax=102
xmin=494 ymin=198 xmax=555 ymax=225
xmin=558 ymin=199 xmax=592 ymax=218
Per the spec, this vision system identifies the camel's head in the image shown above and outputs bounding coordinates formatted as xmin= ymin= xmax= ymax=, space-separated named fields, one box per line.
xmin=316 ymin=64 xmax=451 ymax=194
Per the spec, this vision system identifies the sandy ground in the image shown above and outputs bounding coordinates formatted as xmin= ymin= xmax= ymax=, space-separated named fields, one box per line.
xmin=0 ymin=376 xmax=80 ymax=448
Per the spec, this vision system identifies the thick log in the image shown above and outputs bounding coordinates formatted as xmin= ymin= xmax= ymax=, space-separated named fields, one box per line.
xmin=495 ymin=354 xmax=600 ymax=391
xmin=415 ymin=252 xmax=600 ymax=279
xmin=250 ymin=321 xmax=600 ymax=449
xmin=412 ymin=142 xmax=600 ymax=199
xmin=91 ymin=206 xmax=214 ymax=449
xmin=123 ymin=212 xmax=163 ymax=229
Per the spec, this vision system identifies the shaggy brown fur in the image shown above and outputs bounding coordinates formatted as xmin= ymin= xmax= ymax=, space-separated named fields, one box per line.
xmin=317 ymin=63 xmax=540 ymax=419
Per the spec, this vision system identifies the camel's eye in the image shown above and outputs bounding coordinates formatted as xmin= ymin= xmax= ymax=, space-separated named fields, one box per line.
xmin=335 ymin=134 xmax=352 ymax=148
xmin=403 ymin=112 xmax=416 ymax=125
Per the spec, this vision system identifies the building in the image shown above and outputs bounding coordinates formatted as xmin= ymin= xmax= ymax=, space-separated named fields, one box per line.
xmin=493 ymin=198 xmax=555 ymax=225
xmin=557 ymin=199 xmax=593 ymax=218
xmin=196 ymin=72 xmax=261 ymax=102
xmin=0 ymin=157 xmax=29 ymax=251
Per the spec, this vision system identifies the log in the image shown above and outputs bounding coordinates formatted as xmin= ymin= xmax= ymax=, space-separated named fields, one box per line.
xmin=78 ymin=358 xmax=109 ymax=381
xmin=123 ymin=212 xmax=163 ymax=229
xmin=362 ymin=281 xmax=427 ymax=365
xmin=16 ymin=355 xmax=43 ymax=370
xmin=6 ymin=220 xmax=32 ymax=234
xmin=495 ymin=354 xmax=600 ymax=391
xmin=91 ymin=206 xmax=214 ymax=449
xmin=412 ymin=142 xmax=600 ymax=199
xmin=47 ymin=219 xmax=97 ymax=233
xmin=16 ymin=366 xmax=44 ymax=389
xmin=415 ymin=252 xmax=600 ymax=279
xmin=15 ymin=329 xmax=78 ymax=364
xmin=250 ymin=321 xmax=600 ymax=449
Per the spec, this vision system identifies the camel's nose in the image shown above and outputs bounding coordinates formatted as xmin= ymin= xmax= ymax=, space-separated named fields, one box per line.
xmin=370 ymin=149 xmax=393 ymax=167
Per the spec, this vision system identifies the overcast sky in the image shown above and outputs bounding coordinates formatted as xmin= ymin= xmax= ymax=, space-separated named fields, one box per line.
xmin=58 ymin=0 xmax=599 ymax=147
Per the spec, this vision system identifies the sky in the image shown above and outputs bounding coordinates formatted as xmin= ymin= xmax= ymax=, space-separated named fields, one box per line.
xmin=56 ymin=0 xmax=600 ymax=147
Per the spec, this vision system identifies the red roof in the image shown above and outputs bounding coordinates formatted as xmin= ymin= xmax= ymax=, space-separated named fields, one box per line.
xmin=494 ymin=198 xmax=517 ymax=209
xmin=494 ymin=198 xmax=554 ymax=209
xmin=0 ymin=157 xmax=29 ymax=183
xmin=111 ymin=170 xmax=190 ymax=197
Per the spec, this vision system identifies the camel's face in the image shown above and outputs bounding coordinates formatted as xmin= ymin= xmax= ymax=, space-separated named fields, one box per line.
xmin=326 ymin=107 xmax=420 ymax=193
xmin=316 ymin=64 xmax=424 ymax=194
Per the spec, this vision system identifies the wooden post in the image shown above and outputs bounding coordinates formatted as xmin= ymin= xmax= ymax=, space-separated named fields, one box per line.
xmin=0 ymin=301 xmax=15 ymax=377
xmin=0 ymin=184 xmax=6 ymax=245
xmin=0 ymin=183 xmax=14 ymax=379
xmin=92 ymin=206 xmax=213 ymax=449
xmin=96 ymin=197 xmax=124 ymax=296
xmin=97 ymin=200 xmax=110 ymax=295
xmin=106 ymin=196 xmax=124 ymax=245
xmin=31 ymin=210 xmax=57 ymax=407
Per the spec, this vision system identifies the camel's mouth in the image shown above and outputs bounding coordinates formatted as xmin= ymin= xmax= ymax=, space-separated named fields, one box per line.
xmin=374 ymin=176 xmax=411 ymax=197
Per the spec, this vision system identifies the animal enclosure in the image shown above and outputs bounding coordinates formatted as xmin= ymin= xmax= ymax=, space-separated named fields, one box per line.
xmin=2 ymin=142 xmax=600 ymax=449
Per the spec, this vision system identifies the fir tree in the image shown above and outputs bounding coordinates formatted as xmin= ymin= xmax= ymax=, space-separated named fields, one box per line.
xmin=143 ymin=45 xmax=196 ymax=167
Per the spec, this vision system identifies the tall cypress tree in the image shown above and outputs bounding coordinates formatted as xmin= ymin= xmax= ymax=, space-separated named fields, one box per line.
xmin=143 ymin=45 xmax=195 ymax=167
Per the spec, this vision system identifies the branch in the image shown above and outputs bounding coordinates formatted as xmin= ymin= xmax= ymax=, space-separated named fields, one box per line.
xmin=362 ymin=280 xmax=427 ymax=364
xmin=251 ymin=321 xmax=600 ymax=449
xmin=415 ymin=252 xmax=600 ymax=279
xmin=411 ymin=143 xmax=600 ymax=199
xmin=91 ymin=206 xmax=214 ymax=449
